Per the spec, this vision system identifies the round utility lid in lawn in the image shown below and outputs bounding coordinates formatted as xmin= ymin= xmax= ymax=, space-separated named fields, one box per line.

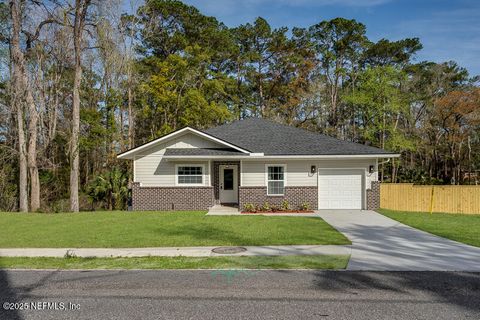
xmin=212 ymin=247 xmax=247 ymax=254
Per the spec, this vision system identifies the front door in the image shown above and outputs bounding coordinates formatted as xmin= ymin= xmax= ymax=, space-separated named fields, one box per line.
xmin=219 ymin=165 xmax=238 ymax=204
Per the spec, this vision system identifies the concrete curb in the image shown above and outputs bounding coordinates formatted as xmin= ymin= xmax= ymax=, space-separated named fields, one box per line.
xmin=0 ymin=245 xmax=352 ymax=258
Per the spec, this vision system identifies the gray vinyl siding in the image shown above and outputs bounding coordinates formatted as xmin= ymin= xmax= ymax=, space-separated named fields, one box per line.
xmin=241 ymin=160 xmax=317 ymax=187
xmin=241 ymin=159 xmax=378 ymax=189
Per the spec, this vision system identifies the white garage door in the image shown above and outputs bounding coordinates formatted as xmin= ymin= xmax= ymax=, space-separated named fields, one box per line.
xmin=318 ymin=169 xmax=363 ymax=209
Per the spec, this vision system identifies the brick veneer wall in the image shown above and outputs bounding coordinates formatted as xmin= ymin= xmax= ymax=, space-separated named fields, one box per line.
xmin=132 ymin=182 xmax=214 ymax=211
xmin=367 ymin=181 xmax=380 ymax=210
xmin=239 ymin=186 xmax=318 ymax=210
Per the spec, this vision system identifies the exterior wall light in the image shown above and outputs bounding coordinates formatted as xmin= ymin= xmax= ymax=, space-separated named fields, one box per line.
xmin=369 ymin=165 xmax=375 ymax=174
xmin=311 ymin=165 xmax=316 ymax=174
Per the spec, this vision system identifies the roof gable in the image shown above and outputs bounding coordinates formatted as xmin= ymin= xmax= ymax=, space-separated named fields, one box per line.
xmin=117 ymin=127 xmax=250 ymax=159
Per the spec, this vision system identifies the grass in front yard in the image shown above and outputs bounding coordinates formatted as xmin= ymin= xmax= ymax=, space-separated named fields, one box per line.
xmin=378 ymin=209 xmax=480 ymax=247
xmin=0 ymin=211 xmax=350 ymax=247
xmin=0 ymin=255 xmax=349 ymax=270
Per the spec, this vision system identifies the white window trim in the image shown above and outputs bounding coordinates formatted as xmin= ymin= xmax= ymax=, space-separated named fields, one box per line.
xmin=240 ymin=160 xmax=243 ymax=187
xmin=133 ymin=156 xmax=136 ymax=183
xmin=175 ymin=164 xmax=206 ymax=187
xmin=208 ymin=160 xmax=211 ymax=186
xmin=265 ymin=164 xmax=287 ymax=196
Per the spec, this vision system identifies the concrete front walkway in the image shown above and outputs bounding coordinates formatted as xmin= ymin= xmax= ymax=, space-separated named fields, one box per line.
xmin=0 ymin=245 xmax=351 ymax=258
xmin=206 ymin=204 xmax=240 ymax=215
xmin=316 ymin=210 xmax=480 ymax=271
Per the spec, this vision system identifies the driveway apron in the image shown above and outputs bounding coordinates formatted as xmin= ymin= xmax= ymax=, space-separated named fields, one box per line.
xmin=316 ymin=210 xmax=480 ymax=271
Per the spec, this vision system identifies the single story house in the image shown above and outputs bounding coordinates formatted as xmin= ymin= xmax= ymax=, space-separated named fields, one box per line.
xmin=118 ymin=118 xmax=399 ymax=211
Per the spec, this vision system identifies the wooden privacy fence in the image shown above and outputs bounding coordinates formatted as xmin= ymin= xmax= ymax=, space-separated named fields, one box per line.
xmin=380 ymin=183 xmax=480 ymax=214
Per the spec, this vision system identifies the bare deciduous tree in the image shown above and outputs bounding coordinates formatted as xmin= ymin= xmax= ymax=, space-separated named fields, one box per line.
xmin=70 ymin=0 xmax=92 ymax=212
xmin=10 ymin=0 xmax=28 ymax=212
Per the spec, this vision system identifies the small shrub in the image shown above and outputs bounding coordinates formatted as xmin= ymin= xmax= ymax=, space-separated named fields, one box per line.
xmin=281 ymin=200 xmax=290 ymax=211
xmin=270 ymin=204 xmax=279 ymax=212
xmin=86 ymin=167 xmax=128 ymax=210
xmin=261 ymin=202 xmax=271 ymax=211
xmin=243 ymin=203 xmax=256 ymax=212
xmin=300 ymin=202 xmax=310 ymax=211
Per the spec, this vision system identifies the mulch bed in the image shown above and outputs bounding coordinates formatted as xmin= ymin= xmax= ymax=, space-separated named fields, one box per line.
xmin=241 ymin=210 xmax=315 ymax=214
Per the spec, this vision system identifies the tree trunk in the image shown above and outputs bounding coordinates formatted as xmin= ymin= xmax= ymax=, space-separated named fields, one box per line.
xmin=127 ymin=85 xmax=134 ymax=149
xmin=468 ymin=136 xmax=472 ymax=185
xmin=258 ymin=61 xmax=265 ymax=117
xmin=70 ymin=0 xmax=90 ymax=212
xmin=26 ymin=88 xmax=40 ymax=211
xmin=392 ymin=159 xmax=397 ymax=183
xmin=259 ymin=80 xmax=265 ymax=117
xmin=70 ymin=34 xmax=81 ymax=212
xmin=10 ymin=0 xmax=29 ymax=212
xmin=126 ymin=68 xmax=134 ymax=187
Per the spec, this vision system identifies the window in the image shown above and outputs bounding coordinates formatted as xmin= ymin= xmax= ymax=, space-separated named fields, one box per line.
xmin=177 ymin=165 xmax=203 ymax=185
xmin=267 ymin=165 xmax=285 ymax=195
xmin=223 ymin=168 xmax=234 ymax=190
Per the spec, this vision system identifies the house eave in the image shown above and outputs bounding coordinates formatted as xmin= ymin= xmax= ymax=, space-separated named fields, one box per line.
xmin=162 ymin=154 xmax=400 ymax=160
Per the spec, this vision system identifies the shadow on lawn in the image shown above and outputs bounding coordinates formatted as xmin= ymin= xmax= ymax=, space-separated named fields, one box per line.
xmin=154 ymin=224 xmax=250 ymax=245
xmin=154 ymin=220 xmax=348 ymax=246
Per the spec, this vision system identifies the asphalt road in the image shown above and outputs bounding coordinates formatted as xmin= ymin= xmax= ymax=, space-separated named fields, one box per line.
xmin=0 ymin=269 xmax=479 ymax=320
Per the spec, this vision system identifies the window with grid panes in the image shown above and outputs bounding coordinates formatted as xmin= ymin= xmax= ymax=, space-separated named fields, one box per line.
xmin=267 ymin=165 xmax=285 ymax=195
xmin=177 ymin=166 xmax=203 ymax=185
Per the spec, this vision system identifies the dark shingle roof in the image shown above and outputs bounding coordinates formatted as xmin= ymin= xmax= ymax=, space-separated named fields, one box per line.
xmin=204 ymin=118 xmax=395 ymax=155
xmin=164 ymin=148 xmax=243 ymax=156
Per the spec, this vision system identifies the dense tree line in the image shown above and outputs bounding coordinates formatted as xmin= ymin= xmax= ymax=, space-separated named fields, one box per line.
xmin=0 ymin=0 xmax=479 ymax=212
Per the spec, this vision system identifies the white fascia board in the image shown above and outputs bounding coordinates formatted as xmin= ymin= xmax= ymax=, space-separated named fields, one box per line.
xmin=117 ymin=127 xmax=250 ymax=159
xmin=245 ymin=154 xmax=401 ymax=159
xmin=163 ymin=155 xmax=250 ymax=160
xmin=162 ymin=154 xmax=400 ymax=160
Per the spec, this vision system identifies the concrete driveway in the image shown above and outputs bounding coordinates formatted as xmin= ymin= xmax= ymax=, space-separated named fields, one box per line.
xmin=316 ymin=210 xmax=480 ymax=271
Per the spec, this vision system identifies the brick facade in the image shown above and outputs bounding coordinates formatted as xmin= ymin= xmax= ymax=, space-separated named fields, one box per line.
xmin=367 ymin=181 xmax=380 ymax=210
xmin=131 ymin=167 xmax=379 ymax=211
xmin=132 ymin=182 xmax=214 ymax=211
xmin=239 ymin=186 xmax=318 ymax=210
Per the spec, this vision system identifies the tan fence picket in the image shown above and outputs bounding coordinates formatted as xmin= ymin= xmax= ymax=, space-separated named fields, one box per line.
xmin=380 ymin=183 xmax=480 ymax=214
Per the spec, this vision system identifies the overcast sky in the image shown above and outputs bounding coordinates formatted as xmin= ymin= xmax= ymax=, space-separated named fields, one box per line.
xmin=179 ymin=0 xmax=480 ymax=76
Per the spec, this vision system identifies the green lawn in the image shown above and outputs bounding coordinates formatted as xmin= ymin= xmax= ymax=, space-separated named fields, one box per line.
xmin=0 ymin=211 xmax=350 ymax=247
xmin=378 ymin=209 xmax=480 ymax=247
xmin=0 ymin=255 xmax=349 ymax=270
